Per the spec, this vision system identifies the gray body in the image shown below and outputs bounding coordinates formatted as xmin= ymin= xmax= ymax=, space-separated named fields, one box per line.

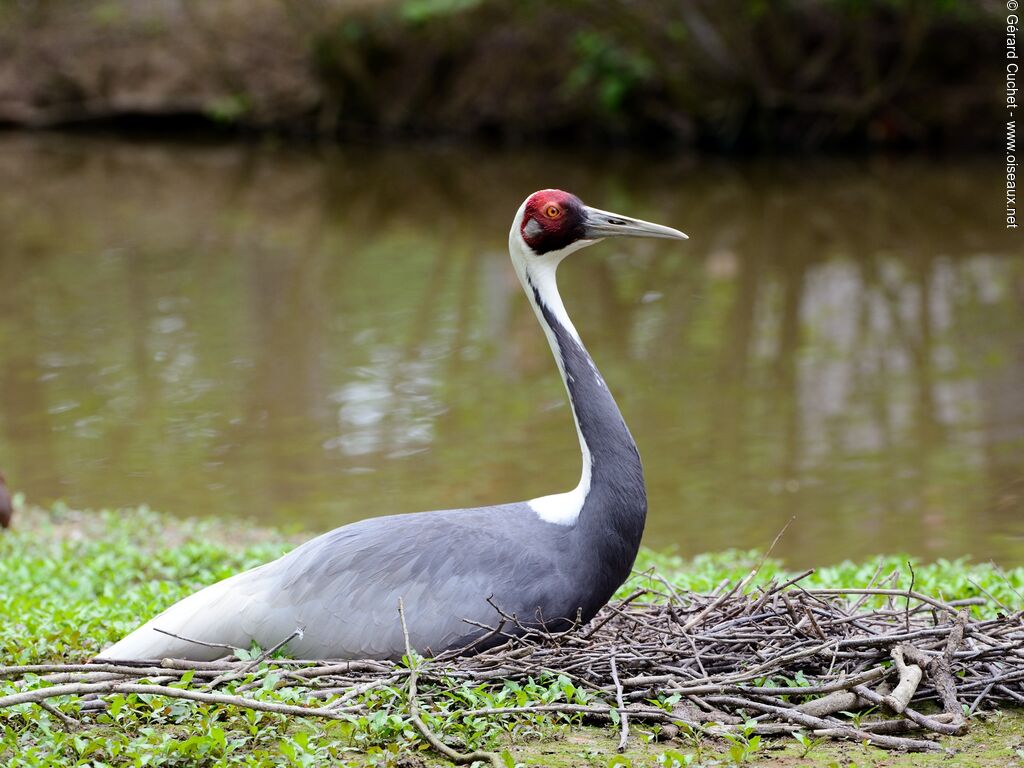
xmin=96 ymin=192 xmax=685 ymax=662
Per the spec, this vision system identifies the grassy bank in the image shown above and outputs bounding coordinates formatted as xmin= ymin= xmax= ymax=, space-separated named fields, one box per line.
xmin=2 ymin=503 xmax=1023 ymax=767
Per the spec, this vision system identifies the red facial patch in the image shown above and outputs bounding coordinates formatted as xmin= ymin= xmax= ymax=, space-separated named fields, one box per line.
xmin=520 ymin=190 xmax=587 ymax=255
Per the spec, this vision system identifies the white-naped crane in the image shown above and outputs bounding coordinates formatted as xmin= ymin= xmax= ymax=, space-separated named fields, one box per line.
xmin=96 ymin=190 xmax=687 ymax=662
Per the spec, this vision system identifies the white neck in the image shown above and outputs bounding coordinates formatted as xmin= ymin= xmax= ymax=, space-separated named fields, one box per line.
xmin=508 ymin=211 xmax=593 ymax=526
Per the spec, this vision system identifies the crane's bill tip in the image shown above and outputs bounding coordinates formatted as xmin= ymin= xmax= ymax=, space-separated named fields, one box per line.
xmin=656 ymin=226 xmax=689 ymax=240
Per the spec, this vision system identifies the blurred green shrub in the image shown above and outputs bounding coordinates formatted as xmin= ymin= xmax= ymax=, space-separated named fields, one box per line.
xmin=0 ymin=0 xmax=1001 ymax=149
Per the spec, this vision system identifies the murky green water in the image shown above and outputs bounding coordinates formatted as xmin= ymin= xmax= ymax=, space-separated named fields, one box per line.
xmin=0 ymin=135 xmax=1021 ymax=566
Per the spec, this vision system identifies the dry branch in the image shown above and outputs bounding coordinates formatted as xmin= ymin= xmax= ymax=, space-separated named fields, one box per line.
xmin=398 ymin=599 xmax=503 ymax=768
xmin=610 ymin=653 xmax=629 ymax=752
xmin=1 ymin=570 xmax=1021 ymax=757
xmin=882 ymin=646 xmax=922 ymax=714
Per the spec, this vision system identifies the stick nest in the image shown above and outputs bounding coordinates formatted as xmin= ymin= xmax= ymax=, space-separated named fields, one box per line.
xmin=3 ymin=570 xmax=1023 ymax=759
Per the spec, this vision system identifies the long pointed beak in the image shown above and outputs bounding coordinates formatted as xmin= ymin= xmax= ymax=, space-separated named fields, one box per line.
xmin=583 ymin=206 xmax=688 ymax=241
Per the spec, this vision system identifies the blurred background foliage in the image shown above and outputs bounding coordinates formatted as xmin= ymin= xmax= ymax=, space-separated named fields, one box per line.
xmin=0 ymin=0 xmax=1000 ymax=149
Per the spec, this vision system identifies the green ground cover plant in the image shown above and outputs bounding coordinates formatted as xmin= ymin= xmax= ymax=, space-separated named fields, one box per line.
xmin=2 ymin=503 xmax=1022 ymax=767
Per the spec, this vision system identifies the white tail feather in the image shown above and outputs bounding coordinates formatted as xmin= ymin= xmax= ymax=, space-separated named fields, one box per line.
xmin=96 ymin=567 xmax=276 ymax=662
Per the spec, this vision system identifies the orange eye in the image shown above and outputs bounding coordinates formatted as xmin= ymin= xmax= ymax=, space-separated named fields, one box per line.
xmin=545 ymin=205 xmax=561 ymax=218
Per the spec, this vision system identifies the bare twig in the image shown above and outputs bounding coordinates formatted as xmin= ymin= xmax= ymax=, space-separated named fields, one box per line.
xmin=398 ymin=599 xmax=503 ymax=768
xmin=681 ymin=518 xmax=793 ymax=632
xmin=881 ymin=646 xmax=922 ymax=714
xmin=39 ymin=700 xmax=80 ymax=729
xmin=852 ymin=685 xmax=967 ymax=736
xmin=905 ymin=561 xmax=916 ymax=634
xmin=800 ymin=588 xmax=961 ymax=616
xmin=706 ymin=695 xmax=941 ymax=751
xmin=151 ymin=628 xmax=238 ymax=653
xmin=207 ymin=629 xmax=303 ymax=689
xmin=0 ymin=681 xmax=358 ymax=720
xmin=610 ymin=653 xmax=629 ymax=752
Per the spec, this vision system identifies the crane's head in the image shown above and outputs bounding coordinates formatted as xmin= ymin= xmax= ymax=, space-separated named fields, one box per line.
xmin=513 ymin=189 xmax=687 ymax=260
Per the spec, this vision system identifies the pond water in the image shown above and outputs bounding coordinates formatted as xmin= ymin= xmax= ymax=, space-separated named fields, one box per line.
xmin=0 ymin=134 xmax=1021 ymax=567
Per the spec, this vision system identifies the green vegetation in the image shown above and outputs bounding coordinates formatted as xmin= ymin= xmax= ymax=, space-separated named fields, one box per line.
xmin=2 ymin=503 xmax=1023 ymax=767
xmin=632 ymin=549 xmax=1024 ymax=618
xmin=0 ymin=0 xmax=1000 ymax=148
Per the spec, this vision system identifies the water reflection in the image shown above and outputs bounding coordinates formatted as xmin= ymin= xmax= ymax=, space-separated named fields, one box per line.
xmin=0 ymin=135 xmax=1020 ymax=567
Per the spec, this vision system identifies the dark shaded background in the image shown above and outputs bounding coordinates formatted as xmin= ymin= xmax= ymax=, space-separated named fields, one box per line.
xmin=0 ymin=0 xmax=1003 ymax=150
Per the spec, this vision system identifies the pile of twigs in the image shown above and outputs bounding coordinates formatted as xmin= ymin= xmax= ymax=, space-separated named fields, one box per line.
xmin=2 ymin=568 xmax=1022 ymax=763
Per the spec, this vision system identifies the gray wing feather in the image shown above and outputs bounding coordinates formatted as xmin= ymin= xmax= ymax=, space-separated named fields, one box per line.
xmin=274 ymin=505 xmax=565 ymax=657
xmin=98 ymin=502 xmax=576 ymax=661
